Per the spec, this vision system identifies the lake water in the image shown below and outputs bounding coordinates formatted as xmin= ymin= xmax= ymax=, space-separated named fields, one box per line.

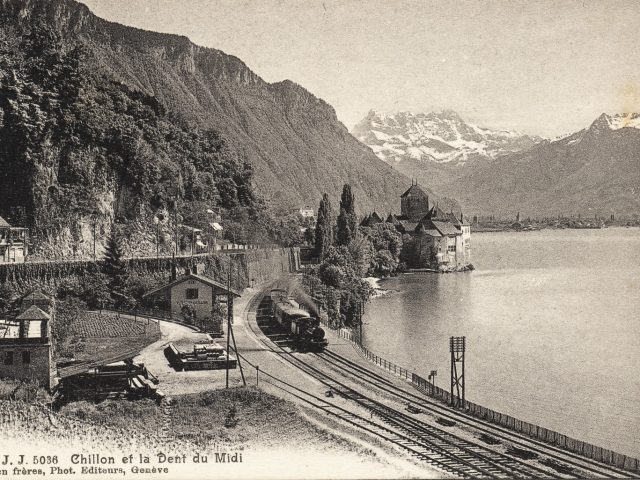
xmin=362 ymin=228 xmax=640 ymax=458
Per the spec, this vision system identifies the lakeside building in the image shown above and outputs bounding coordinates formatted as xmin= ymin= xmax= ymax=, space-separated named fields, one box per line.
xmin=0 ymin=216 xmax=28 ymax=263
xmin=365 ymin=182 xmax=472 ymax=270
xmin=0 ymin=291 xmax=56 ymax=389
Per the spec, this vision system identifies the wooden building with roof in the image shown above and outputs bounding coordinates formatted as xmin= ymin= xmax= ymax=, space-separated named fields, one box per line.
xmin=0 ymin=215 xmax=28 ymax=263
xmin=0 ymin=291 xmax=56 ymax=389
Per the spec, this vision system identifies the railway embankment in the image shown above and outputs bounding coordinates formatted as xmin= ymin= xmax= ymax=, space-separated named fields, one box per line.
xmin=237 ymin=284 xmax=446 ymax=478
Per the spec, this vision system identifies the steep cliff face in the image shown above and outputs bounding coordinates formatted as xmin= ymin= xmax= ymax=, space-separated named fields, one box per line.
xmin=0 ymin=2 xmax=259 ymax=257
xmin=0 ymin=0 xmax=438 ymax=217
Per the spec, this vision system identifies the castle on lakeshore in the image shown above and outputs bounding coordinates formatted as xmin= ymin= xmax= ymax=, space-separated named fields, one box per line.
xmin=362 ymin=181 xmax=471 ymax=270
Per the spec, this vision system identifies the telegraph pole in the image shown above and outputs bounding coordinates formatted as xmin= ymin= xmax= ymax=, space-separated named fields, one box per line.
xmin=92 ymin=219 xmax=97 ymax=261
xmin=229 ymin=311 xmax=246 ymax=387
xmin=449 ymin=336 xmax=466 ymax=408
xmin=226 ymin=264 xmax=231 ymax=389
xmin=174 ymin=197 xmax=179 ymax=257
xmin=224 ymin=254 xmax=246 ymax=387
xmin=153 ymin=216 xmax=160 ymax=260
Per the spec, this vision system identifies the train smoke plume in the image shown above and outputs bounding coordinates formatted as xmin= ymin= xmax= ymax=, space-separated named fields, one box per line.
xmin=270 ymin=276 xmax=319 ymax=317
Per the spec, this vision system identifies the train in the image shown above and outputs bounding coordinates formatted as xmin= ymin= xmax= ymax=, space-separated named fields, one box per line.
xmin=270 ymin=289 xmax=328 ymax=351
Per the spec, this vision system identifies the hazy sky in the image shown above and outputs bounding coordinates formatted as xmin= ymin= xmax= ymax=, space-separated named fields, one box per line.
xmin=80 ymin=0 xmax=640 ymax=137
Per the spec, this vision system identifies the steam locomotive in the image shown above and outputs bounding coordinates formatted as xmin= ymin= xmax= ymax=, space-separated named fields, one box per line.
xmin=270 ymin=289 xmax=328 ymax=351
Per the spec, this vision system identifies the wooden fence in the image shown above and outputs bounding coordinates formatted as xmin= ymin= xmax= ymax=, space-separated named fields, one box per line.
xmin=352 ymin=341 xmax=412 ymax=380
xmin=303 ymin=287 xmax=639 ymax=472
xmin=337 ymin=328 xmax=640 ymax=472
xmin=410 ymin=373 xmax=639 ymax=471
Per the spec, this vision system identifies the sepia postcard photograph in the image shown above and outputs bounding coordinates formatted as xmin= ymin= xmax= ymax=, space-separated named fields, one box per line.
xmin=0 ymin=0 xmax=638 ymax=478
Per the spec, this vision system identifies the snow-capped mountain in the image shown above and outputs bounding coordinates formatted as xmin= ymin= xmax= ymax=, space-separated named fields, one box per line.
xmin=352 ymin=110 xmax=542 ymax=166
xmin=585 ymin=112 xmax=640 ymax=136
xmin=547 ymin=112 xmax=640 ymax=148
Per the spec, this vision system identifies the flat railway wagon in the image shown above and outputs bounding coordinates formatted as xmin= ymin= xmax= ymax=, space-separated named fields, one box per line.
xmin=165 ymin=341 xmax=237 ymax=371
xmin=270 ymin=289 xmax=328 ymax=352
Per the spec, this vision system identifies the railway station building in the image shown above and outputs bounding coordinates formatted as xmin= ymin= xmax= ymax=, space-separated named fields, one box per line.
xmin=142 ymin=269 xmax=241 ymax=331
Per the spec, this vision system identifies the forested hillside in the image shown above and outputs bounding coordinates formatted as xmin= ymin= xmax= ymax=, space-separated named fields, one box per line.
xmin=0 ymin=19 xmax=276 ymax=255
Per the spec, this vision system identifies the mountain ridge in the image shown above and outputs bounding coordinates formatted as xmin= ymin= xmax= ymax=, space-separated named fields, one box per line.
xmin=1 ymin=0 xmax=459 ymax=216
xmin=353 ymin=107 xmax=640 ymax=217
xmin=443 ymin=113 xmax=640 ymax=217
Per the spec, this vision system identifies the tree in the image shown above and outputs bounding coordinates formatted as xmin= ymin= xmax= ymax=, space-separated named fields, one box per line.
xmin=81 ymin=273 xmax=113 ymax=310
xmin=371 ymin=249 xmax=397 ymax=277
xmin=0 ymin=283 xmax=15 ymax=314
xmin=366 ymin=223 xmax=402 ymax=258
xmin=103 ymin=226 xmax=126 ymax=278
xmin=53 ymin=297 xmax=84 ymax=346
xmin=314 ymin=193 xmax=334 ymax=258
xmin=210 ymin=299 xmax=226 ymax=335
xmin=337 ymin=184 xmax=357 ymax=246
xmin=102 ymin=226 xmax=128 ymax=305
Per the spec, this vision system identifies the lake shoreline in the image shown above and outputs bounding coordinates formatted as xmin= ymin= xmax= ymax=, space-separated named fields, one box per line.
xmin=361 ymin=228 xmax=640 ymax=458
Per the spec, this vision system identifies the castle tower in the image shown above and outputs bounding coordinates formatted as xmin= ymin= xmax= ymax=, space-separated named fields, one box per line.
xmin=400 ymin=181 xmax=430 ymax=222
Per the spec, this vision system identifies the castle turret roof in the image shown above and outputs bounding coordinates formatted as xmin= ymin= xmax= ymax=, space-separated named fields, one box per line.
xmin=386 ymin=213 xmax=399 ymax=224
xmin=400 ymin=184 xmax=428 ymax=198
xmin=447 ymin=212 xmax=463 ymax=227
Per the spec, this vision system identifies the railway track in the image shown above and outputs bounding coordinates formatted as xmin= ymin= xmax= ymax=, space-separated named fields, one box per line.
xmin=249 ymin=298 xmax=569 ymax=478
xmin=315 ymin=348 xmax=635 ymax=479
xmin=239 ymin=354 xmax=498 ymax=478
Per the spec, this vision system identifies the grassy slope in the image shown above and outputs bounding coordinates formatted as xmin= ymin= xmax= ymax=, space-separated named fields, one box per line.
xmin=59 ymin=387 xmax=379 ymax=454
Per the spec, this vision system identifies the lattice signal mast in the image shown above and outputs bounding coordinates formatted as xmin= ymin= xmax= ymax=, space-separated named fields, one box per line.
xmin=449 ymin=336 xmax=466 ymax=408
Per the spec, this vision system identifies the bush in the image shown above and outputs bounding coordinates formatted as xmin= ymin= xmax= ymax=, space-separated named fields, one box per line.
xmin=0 ymin=283 xmax=15 ymax=314
xmin=181 ymin=303 xmax=196 ymax=324
xmin=74 ymin=272 xmax=111 ymax=309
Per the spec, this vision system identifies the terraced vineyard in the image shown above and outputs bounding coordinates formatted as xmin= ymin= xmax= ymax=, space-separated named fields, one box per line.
xmin=57 ymin=312 xmax=161 ymax=365
xmin=70 ymin=312 xmax=155 ymax=338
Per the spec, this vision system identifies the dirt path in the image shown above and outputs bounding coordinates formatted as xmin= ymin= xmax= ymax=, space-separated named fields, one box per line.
xmin=133 ymin=318 xmax=243 ymax=395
